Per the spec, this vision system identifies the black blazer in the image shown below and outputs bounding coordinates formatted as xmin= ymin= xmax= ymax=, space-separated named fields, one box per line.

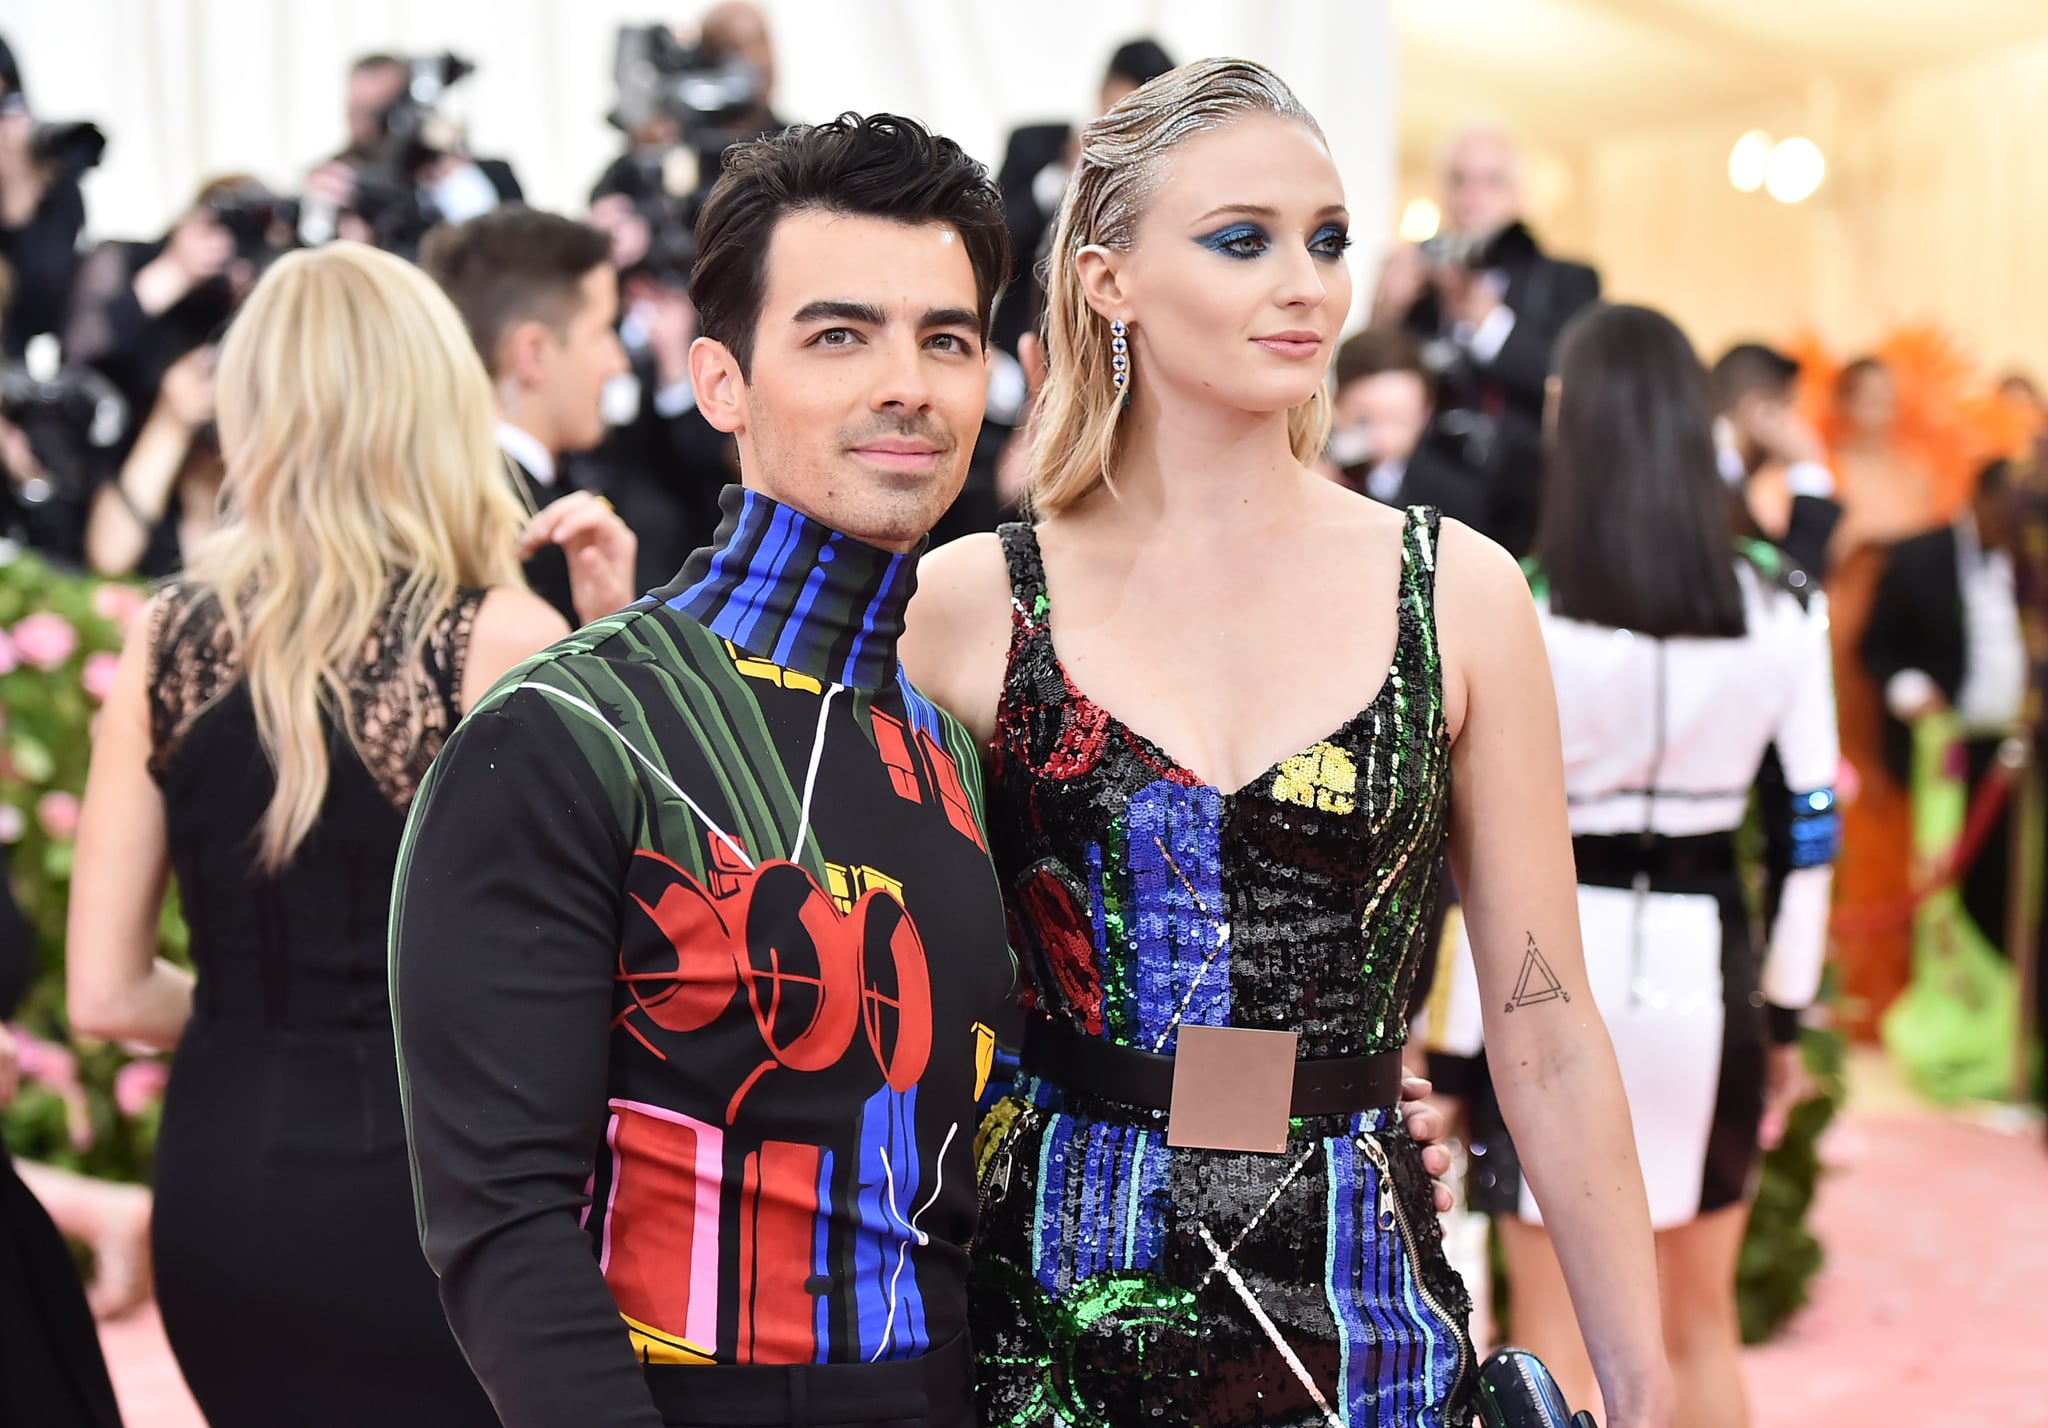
xmin=990 ymin=122 xmax=1071 ymax=358
xmin=1401 ymin=222 xmax=1601 ymax=555
xmin=506 ymin=453 xmax=578 ymax=627
xmin=1861 ymin=525 xmax=1966 ymax=783
xmin=1364 ymin=439 xmax=1492 ymax=534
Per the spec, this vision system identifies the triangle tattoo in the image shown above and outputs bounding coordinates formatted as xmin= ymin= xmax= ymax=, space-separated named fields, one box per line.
xmin=1506 ymin=933 xmax=1570 ymax=1013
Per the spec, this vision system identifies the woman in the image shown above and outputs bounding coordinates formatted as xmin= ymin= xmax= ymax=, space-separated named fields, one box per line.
xmin=83 ymin=344 xmax=223 ymax=577
xmin=902 ymin=60 xmax=1671 ymax=1428
xmin=1436 ymin=306 xmax=1838 ymax=1428
xmin=65 ymin=242 xmax=633 ymax=1426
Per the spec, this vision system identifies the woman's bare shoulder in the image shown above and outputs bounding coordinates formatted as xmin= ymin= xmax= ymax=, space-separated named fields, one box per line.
xmin=902 ymin=531 xmax=1015 ymax=744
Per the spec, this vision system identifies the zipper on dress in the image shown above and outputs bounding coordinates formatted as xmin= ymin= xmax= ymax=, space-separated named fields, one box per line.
xmin=1360 ymin=1132 xmax=1474 ymax=1409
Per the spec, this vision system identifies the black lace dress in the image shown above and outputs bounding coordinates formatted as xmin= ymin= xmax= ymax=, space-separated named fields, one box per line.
xmin=145 ymin=582 xmax=499 ymax=1427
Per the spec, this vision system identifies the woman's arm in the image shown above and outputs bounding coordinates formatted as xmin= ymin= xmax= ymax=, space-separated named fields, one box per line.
xmin=66 ymin=608 xmax=191 ymax=1048
xmin=900 ymin=531 xmax=1013 ymax=746
xmin=1437 ymin=523 xmax=1672 ymax=1428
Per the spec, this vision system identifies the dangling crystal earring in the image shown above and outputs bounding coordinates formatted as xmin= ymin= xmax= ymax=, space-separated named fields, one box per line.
xmin=1110 ymin=319 xmax=1130 ymax=405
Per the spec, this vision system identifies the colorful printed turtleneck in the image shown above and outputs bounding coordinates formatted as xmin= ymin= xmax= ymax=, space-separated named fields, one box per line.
xmin=392 ymin=485 xmax=1012 ymax=1427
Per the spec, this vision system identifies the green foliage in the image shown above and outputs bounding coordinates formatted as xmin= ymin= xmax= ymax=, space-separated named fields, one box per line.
xmin=0 ymin=548 xmax=175 ymax=1182
xmin=1737 ymin=1013 xmax=1846 ymax=1343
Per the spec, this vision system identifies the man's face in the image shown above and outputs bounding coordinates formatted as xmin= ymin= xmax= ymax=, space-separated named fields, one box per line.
xmin=1731 ymin=389 xmax=1789 ymax=464
xmin=347 ymin=63 xmax=407 ymax=151
xmin=698 ymin=211 xmax=987 ymax=553
xmin=1441 ymin=131 xmax=1522 ymax=240
xmin=533 ymin=265 xmax=629 ymax=455
xmin=1335 ymin=370 xmax=1431 ymax=468
xmin=701 ymin=3 xmax=777 ymax=106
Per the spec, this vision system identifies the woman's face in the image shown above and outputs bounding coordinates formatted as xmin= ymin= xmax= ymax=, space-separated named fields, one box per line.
xmin=1092 ymin=113 xmax=1351 ymax=425
xmin=1842 ymin=365 xmax=1898 ymax=437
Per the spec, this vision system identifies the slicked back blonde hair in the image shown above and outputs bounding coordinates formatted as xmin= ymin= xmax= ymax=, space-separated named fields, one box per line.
xmin=1028 ymin=57 xmax=1334 ymax=518
xmin=188 ymin=242 xmax=527 ymax=869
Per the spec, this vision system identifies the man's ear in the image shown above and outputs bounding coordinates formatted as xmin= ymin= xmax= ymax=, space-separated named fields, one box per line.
xmin=495 ymin=319 xmax=554 ymax=392
xmin=690 ymin=335 xmax=747 ymax=436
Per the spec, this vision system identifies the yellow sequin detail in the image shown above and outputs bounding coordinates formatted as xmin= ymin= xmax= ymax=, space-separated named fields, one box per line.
xmin=1271 ymin=741 xmax=1358 ymax=814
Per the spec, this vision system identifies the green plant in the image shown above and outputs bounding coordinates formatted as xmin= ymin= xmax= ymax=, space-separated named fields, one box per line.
xmin=0 ymin=547 xmax=177 ymax=1183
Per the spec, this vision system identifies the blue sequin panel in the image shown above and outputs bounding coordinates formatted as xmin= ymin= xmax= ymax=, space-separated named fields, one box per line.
xmin=1125 ymin=780 xmax=1229 ymax=1052
xmin=1788 ymin=787 xmax=1840 ymax=869
xmin=1029 ymin=1111 xmax=1169 ymax=1295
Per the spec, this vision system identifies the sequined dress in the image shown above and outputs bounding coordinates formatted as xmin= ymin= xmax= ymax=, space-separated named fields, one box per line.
xmin=969 ymin=509 xmax=1475 ymax=1427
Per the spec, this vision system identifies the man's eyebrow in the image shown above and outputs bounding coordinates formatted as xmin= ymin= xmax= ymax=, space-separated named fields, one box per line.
xmin=921 ymin=307 xmax=981 ymax=331
xmin=789 ymin=299 xmax=887 ymax=326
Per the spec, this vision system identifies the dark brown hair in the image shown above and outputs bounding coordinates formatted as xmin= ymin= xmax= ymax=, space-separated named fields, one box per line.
xmin=1536 ymin=303 xmax=1746 ymax=639
xmin=690 ymin=112 xmax=1010 ymax=376
xmin=1334 ymin=326 xmax=1433 ymax=397
xmin=419 ymin=206 xmax=612 ymax=378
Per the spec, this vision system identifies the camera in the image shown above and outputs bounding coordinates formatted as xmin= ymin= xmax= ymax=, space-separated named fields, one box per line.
xmin=299 ymin=52 xmax=478 ymax=258
xmin=610 ymin=26 xmax=766 ymax=152
xmin=0 ymin=361 xmax=128 ymax=507
xmin=0 ymin=95 xmax=105 ymax=182
xmin=207 ymin=181 xmax=300 ymax=268
xmin=1419 ymin=229 xmax=1494 ymax=273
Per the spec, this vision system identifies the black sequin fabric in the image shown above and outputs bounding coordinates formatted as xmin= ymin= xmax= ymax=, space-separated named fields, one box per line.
xmin=969 ymin=508 xmax=1474 ymax=1427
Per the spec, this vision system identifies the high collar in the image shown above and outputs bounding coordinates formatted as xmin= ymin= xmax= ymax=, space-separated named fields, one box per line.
xmin=656 ymin=486 xmax=924 ymax=691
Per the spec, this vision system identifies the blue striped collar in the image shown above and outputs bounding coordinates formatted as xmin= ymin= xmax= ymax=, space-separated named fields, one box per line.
xmin=651 ymin=487 xmax=923 ymax=691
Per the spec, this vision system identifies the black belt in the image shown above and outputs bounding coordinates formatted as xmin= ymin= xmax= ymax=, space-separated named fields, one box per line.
xmin=643 ymin=1331 xmax=971 ymax=1426
xmin=1572 ymin=831 xmax=1738 ymax=892
xmin=1019 ymin=1014 xmax=1406 ymax=1116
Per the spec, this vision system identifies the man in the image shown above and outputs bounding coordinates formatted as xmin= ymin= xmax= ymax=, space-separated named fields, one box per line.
xmin=1325 ymin=326 xmax=1489 ymax=530
xmin=421 ymin=205 xmax=635 ymax=625
xmin=0 ymin=35 xmax=87 ymax=357
xmin=1373 ymin=125 xmax=1600 ymax=555
xmin=304 ymin=52 xmax=522 ymax=251
xmin=1711 ymin=341 xmax=1842 ymax=578
xmin=1862 ymin=457 xmax=2027 ymax=946
xmin=392 ymin=112 xmax=1017 ymax=1428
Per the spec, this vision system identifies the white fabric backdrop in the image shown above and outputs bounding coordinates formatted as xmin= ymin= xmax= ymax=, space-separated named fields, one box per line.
xmin=0 ymin=0 xmax=1395 ymax=326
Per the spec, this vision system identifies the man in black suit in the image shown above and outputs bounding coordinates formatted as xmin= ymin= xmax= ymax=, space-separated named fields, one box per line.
xmin=421 ymin=206 xmax=637 ymax=627
xmin=1373 ymin=126 xmax=1600 ymax=555
xmin=988 ymin=39 xmax=1175 ymax=363
xmin=303 ymin=53 xmax=523 ymax=253
xmin=1862 ymin=458 xmax=2028 ymax=951
xmin=0 ymin=36 xmax=88 ymax=358
xmin=1325 ymin=327 xmax=1489 ymax=530
xmin=1711 ymin=341 xmax=1843 ymax=578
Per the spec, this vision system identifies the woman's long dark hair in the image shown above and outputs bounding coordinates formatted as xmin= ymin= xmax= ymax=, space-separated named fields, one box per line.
xmin=1535 ymin=303 xmax=1746 ymax=638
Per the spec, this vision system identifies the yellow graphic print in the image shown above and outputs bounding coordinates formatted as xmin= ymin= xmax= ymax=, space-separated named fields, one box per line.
xmin=622 ymin=1311 xmax=716 ymax=1365
xmin=823 ymin=862 xmax=906 ymax=914
xmin=971 ymin=1021 xmax=996 ymax=1100
xmin=1271 ymin=741 xmax=1358 ymax=815
xmin=724 ymin=639 xmax=824 ymax=694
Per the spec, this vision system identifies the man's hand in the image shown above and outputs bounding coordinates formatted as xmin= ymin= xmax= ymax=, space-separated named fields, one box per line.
xmin=135 ymin=210 xmax=235 ymax=316
xmin=1434 ymin=262 xmax=1502 ymax=329
xmin=1399 ymin=1073 xmax=1457 ymax=1213
xmin=639 ymin=283 xmax=697 ymax=392
xmin=154 ymin=347 xmax=217 ymax=432
xmin=519 ymin=491 xmax=638 ymax=626
xmin=0 ymin=1022 xmax=18 ymax=1105
xmin=1372 ymin=243 xmax=1428 ymax=326
xmin=1758 ymin=1042 xmax=1810 ymax=1152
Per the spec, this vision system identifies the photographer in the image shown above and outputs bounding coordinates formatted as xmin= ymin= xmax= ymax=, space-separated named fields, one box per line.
xmin=303 ymin=52 xmax=521 ymax=257
xmin=0 ymin=37 xmax=91 ymax=358
xmin=82 ymin=343 xmax=220 ymax=577
xmin=62 ymin=177 xmax=262 ymax=458
xmin=1373 ymin=125 xmax=1600 ymax=555
xmin=1323 ymin=326 xmax=1490 ymax=531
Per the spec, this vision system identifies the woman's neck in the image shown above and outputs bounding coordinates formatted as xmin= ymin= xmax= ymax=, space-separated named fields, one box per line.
xmin=1084 ymin=386 xmax=1311 ymax=539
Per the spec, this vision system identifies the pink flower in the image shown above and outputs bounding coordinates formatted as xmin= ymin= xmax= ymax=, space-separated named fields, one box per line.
xmin=10 ymin=1026 xmax=93 ymax=1151
xmin=114 ymin=1058 xmax=170 ymax=1117
xmin=0 ymin=627 xmax=16 ymax=675
xmin=12 ymin=612 xmax=78 ymax=671
xmin=91 ymin=583 xmax=147 ymax=631
xmin=36 ymin=791 xmax=80 ymax=842
xmin=0 ymin=804 xmax=21 ymax=844
xmin=81 ymin=651 xmax=120 ymax=703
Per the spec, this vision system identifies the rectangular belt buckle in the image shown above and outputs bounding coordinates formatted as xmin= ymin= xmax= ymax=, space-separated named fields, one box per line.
xmin=1166 ymin=1025 xmax=1299 ymax=1154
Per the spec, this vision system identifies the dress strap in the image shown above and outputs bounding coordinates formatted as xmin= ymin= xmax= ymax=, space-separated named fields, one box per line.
xmin=1399 ymin=506 xmax=1447 ymax=727
xmin=995 ymin=521 xmax=1050 ymax=635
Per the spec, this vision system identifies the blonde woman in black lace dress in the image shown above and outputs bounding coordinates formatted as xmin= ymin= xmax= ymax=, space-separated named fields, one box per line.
xmin=64 ymin=243 xmax=634 ymax=1425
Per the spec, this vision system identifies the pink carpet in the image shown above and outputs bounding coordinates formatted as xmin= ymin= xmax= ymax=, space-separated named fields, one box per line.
xmin=101 ymin=1067 xmax=2048 ymax=1427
